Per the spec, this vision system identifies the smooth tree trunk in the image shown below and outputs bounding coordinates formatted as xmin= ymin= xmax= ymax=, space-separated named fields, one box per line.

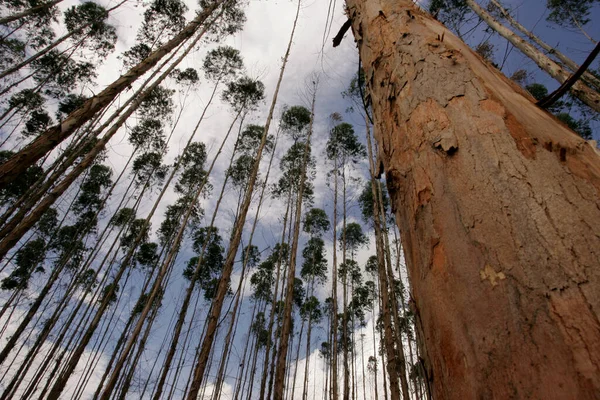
xmin=488 ymin=0 xmax=600 ymax=91
xmin=184 ymin=0 xmax=302 ymax=395
xmin=273 ymin=76 xmax=317 ymax=400
xmin=0 ymin=0 xmax=225 ymax=188
xmin=463 ymin=0 xmax=600 ymax=112
xmin=346 ymin=0 xmax=600 ymax=398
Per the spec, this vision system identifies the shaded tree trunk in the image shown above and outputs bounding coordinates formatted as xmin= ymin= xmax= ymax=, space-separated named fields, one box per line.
xmin=346 ymin=0 xmax=600 ymax=398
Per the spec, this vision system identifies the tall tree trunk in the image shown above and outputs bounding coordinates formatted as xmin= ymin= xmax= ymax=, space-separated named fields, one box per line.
xmin=346 ymin=0 xmax=600 ymax=398
xmin=488 ymin=0 xmax=600 ymax=91
xmin=184 ymin=0 xmax=302 ymax=394
xmin=0 ymin=0 xmax=225 ymax=188
xmin=463 ymin=0 xmax=600 ymax=112
xmin=273 ymin=76 xmax=317 ymax=400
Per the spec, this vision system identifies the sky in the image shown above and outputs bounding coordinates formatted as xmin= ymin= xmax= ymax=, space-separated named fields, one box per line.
xmin=0 ymin=0 xmax=599 ymax=399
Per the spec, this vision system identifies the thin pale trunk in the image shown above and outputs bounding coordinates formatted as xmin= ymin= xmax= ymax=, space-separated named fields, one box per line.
xmin=347 ymin=0 xmax=600 ymax=397
xmin=331 ymin=158 xmax=339 ymax=400
xmin=488 ymin=0 xmax=600 ymax=91
xmin=463 ymin=0 xmax=600 ymax=112
xmin=99 ymin=110 xmax=241 ymax=400
xmin=0 ymin=0 xmax=225 ymax=187
xmin=273 ymin=76 xmax=318 ymax=400
xmin=290 ymin=318 xmax=306 ymax=398
xmin=301 ymin=281 xmax=315 ymax=400
xmin=341 ymin=169 xmax=350 ymax=400
xmin=362 ymin=101 xmax=401 ymax=400
xmin=185 ymin=0 xmax=301 ymax=395
xmin=150 ymin=112 xmax=242 ymax=400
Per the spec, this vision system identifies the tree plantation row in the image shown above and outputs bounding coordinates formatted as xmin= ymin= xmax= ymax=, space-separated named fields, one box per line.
xmin=0 ymin=0 xmax=599 ymax=399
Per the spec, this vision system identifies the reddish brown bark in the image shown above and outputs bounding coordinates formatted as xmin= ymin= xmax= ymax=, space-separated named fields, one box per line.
xmin=346 ymin=0 xmax=600 ymax=398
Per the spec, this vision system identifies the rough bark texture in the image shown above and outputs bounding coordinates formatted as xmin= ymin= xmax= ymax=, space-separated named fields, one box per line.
xmin=346 ymin=0 xmax=600 ymax=398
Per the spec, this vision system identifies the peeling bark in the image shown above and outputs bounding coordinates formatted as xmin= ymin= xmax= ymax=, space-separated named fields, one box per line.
xmin=346 ymin=0 xmax=600 ymax=398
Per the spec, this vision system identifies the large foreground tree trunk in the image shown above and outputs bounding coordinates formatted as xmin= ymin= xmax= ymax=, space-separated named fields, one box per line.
xmin=346 ymin=0 xmax=600 ymax=398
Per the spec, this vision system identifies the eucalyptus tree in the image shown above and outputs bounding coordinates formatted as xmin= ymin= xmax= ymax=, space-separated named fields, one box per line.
xmin=272 ymin=81 xmax=320 ymax=400
xmin=142 ymin=75 xmax=266 ymax=400
xmin=546 ymin=0 xmax=598 ymax=42
xmin=0 ymin=0 xmax=236 ymax=261
xmin=0 ymin=0 xmax=231 ymax=187
xmin=0 ymin=1 xmax=119 ymax=81
xmin=0 ymin=163 xmax=113 ymax=397
xmin=487 ymin=0 xmax=600 ymax=92
xmin=184 ymin=0 xmax=305 ymax=395
xmin=457 ymin=0 xmax=600 ymax=113
xmin=299 ymin=207 xmax=329 ymax=399
xmin=326 ymin=121 xmax=366 ymax=400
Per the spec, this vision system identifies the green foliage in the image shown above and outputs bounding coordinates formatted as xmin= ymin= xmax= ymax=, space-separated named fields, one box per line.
xmin=526 ymin=83 xmax=593 ymax=140
xmin=63 ymin=2 xmax=117 ymax=59
xmin=429 ymin=0 xmax=471 ymax=36
xmin=172 ymin=67 xmax=200 ymax=86
xmin=280 ymin=105 xmax=312 ymax=141
xmin=56 ymin=94 xmax=88 ymax=120
xmin=556 ymin=113 xmax=593 ymax=140
xmin=201 ymin=0 xmax=246 ymax=41
xmin=73 ymin=164 xmax=112 ymax=216
xmin=132 ymin=152 xmax=168 ymax=188
xmin=203 ymin=46 xmax=244 ymax=82
xmin=357 ymin=181 xmax=389 ymax=223
xmin=222 ymin=76 xmax=265 ymax=112
xmin=120 ymin=219 xmax=150 ymax=252
xmin=338 ymin=259 xmax=362 ymax=286
xmin=135 ymin=242 xmax=159 ymax=268
xmin=250 ymin=243 xmax=288 ymax=302
xmin=99 ymin=282 xmax=119 ymax=306
xmin=122 ymin=43 xmax=152 ymax=68
xmin=184 ymin=227 xmax=228 ymax=300
xmin=138 ymin=86 xmax=175 ymax=120
xmin=0 ymin=151 xmax=44 ymax=204
xmin=546 ymin=0 xmax=598 ymax=27
xmin=22 ymin=110 xmax=51 ymax=137
xmin=76 ymin=268 xmax=98 ymax=292
xmin=271 ymin=142 xmax=316 ymax=202
xmin=340 ymin=222 xmax=368 ymax=256
xmin=32 ymin=50 xmax=96 ymax=98
xmin=8 ymin=89 xmax=45 ymax=114
xmin=242 ymin=245 xmax=260 ymax=268
xmin=300 ymin=237 xmax=328 ymax=284
xmin=293 ymin=277 xmax=305 ymax=308
xmin=129 ymin=119 xmax=167 ymax=152
xmin=303 ymin=208 xmax=330 ymax=238
xmin=326 ymin=123 xmax=366 ymax=165
xmin=1 ymin=238 xmax=46 ymax=291
xmin=236 ymin=125 xmax=273 ymax=155
xmin=138 ymin=0 xmax=188 ymax=47
xmin=252 ymin=312 xmax=271 ymax=348
xmin=300 ymin=296 xmax=322 ymax=322
xmin=158 ymin=197 xmax=202 ymax=245
xmin=37 ymin=208 xmax=58 ymax=237
xmin=526 ymin=83 xmax=549 ymax=101
xmin=176 ymin=142 xmax=209 ymax=195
